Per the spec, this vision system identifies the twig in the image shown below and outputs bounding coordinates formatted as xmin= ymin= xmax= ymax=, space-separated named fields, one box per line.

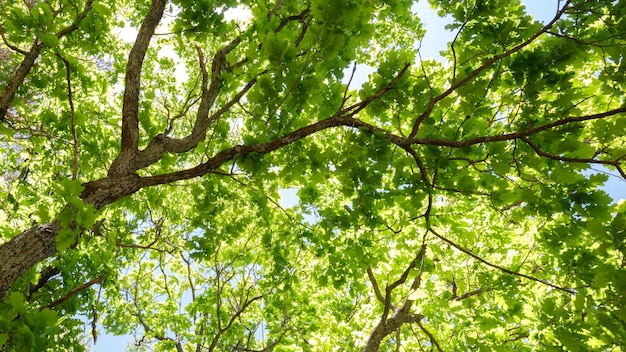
xmin=408 ymin=0 xmax=573 ymax=138
xmin=417 ymin=320 xmax=443 ymax=352
xmin=40 ymin=274 xmax=105 ymax=310
xmin=0 ymin=25 xmax=27 ymax=54
xmin=336 ymin=62 xmax=357 ymax=115
xmin=428 ymin=227 xmax=575 ymax=294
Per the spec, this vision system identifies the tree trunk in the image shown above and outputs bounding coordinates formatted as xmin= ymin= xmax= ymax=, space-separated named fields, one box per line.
xmin=0 ymin=174 xmax=143 ymax=299
xmin=0 ymin=222 xmax=60 ymax=299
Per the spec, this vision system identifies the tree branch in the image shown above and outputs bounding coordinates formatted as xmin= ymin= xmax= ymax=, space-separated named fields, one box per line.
xmin=40 ymin=273 xmax=104 ymax=310
xmin=367 ymin=267 xmax=385 ymax=305
xmin=0 ymin=25 xmax=27 ymax=54
xmin=521 ymin=136 xmax=626 ymax=179
xmin=59 ymin=55 xmax=79 ymax=179
xmin=409 ymin=106 xmax=626 ymax=152
xmin=139 ymin=64 xmax=411 ymax=187
xmin=0 ymin=0 xmax=94 ymax=121
xmin=0 ymin=43 xmax=42 ymax=121
xmin=408 ymin=0 xmax=572 ymax=138
xmin=132 ymin=38 xmax=245 ymax=170
xmin=428 ymin=227 xmax=575 ymax=294
xmin=417 ymin=320 xmax=443 ymax=352
xmin=208 ymin=295 xmax=263 ymax=352
xmin=0 ymin=222 xmax=60 ymax=299
xmin=109 ymin=0 xmax=166 ymax=176
xmin=362 ymin=299 xmax=423 ymax=352
xmin=28 ymin=266 xmax=61 ymax=298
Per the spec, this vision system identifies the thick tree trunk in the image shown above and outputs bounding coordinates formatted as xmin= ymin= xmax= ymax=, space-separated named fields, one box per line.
xmin=0 ymin=174 xmax=142 ymax=299
xmin=0 ymin=222 xmax=60 ymax=299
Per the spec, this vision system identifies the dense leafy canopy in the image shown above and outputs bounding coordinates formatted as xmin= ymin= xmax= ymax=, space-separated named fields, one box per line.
xmin=1 ymin=0 xmax=626 ymax=350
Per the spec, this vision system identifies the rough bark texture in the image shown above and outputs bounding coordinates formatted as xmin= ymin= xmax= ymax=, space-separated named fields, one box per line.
xmin=1 ymin=0 xmax=94 ymax=121
xmin=362 ymin=301 xmax=422 ymax=352
xmin=0 ymin=173 xmax=146 ymax=300
xmin=0 ymin=222 xmax=60 ymax=298
xmin=0 ymin=62 xmax=409 ymax=299
xmin=0 ymin=44 xmax=42 ymax=121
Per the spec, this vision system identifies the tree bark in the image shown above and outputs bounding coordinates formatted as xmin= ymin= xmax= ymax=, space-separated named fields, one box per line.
xmin=0 ymin=222 xmax=60 ymax=299
xmin=0 ymin=174 xmax=143 ymax=299
xmin=0 ymin=48 xmax=410 ymax=300
xmin=362 ymin=301 xmax=422 ymax=352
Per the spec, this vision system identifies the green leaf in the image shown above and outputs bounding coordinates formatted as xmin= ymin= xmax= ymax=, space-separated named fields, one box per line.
xmin=7 ymin=292 xmax=26 ymax=314
xmin=0 ymin=1 xmax=625 ymax=351
xmin=0 ymin=334 xmax=8 ymax=349
xmin=38 ymin=32 xmax=59 ymax=47
xmin=56 ymin=228 xmax=78 ymax=251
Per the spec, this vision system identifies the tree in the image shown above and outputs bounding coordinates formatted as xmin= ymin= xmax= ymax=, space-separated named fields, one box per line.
xmin=0 ymin=0 xmax=625 ymax=350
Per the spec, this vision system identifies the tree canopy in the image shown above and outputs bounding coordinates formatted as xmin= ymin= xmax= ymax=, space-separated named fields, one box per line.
xmin=1 ymin=0 xmax=625 ymax=350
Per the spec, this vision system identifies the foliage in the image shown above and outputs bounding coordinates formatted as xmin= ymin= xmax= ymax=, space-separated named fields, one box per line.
xmin=1 ymin=0 xmax=626 ymax=350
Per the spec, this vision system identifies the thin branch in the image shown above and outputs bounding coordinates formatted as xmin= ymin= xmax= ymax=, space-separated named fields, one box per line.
xmin=340 ymin=63 xmax=411 ymax=116
xmin=409 ymin=238 xmax=428 ymax=291
xmin=28 ymin=266 xmax=61 ymax=297
xmin=0 ymin=25 xmax=27 ymax=54
xmin=40 ymin=274 xmax=105 ymax=310
xmin=54 ymin=0 xmax=95 ymax=38
xmin=274 ymin=7 xmax=310 ymax=33
xmin=408 ymin=107 xmax=626 ymax=150
xmin=428 ymin=227 xmax=575 ymax=294
xmin=211 ymin=72 xmax=266 ymax=120
xmin=408 ymin=0 xmax=572 ymax=138
xmin=450 ymin=3 xmax=477 ymax=82
xmin=336 ymin=62 xmax=357 ymax=115
xmin=547 ymin=30 xmax=626 ymax=47
xmin=453 ymin=288 xmax=484 ymax=301
xmin=267 ymin=0 xmax=285 ymax=19
xmin=207 ymin=291 xmax=263 ymax=351
xmin=367 ymin=266 xmax=385 ymax=305
xmin=417 ymin=321 xmax=443 ymax=352
xmin=521 ymin=136 xmax=626 ymax=179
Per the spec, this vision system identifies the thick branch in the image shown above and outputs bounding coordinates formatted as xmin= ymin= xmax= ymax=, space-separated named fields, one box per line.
xmin=0 ymin=172 xmax=144 ymax=300
xmin=110 ymin=0 xmax=166 ymax=176
xmin=135 ymin=50 xmax=254 ymax=170
xmin=0 ymin=0 xmax=94 ymax=121
xmin=363 ymin=244 xmax=426 ymax=351
xmin=0 ymin=43 xmax=42 ymax=121
xmin=0 ymin=64 xmax=409 ymax=300
xmin=139 ymin=65 xmax=411 ymax=187
xmin=362 ymin=300 xmax=423 ymax=352
xmin=0 ymin=222 xmax=60 ymax=299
